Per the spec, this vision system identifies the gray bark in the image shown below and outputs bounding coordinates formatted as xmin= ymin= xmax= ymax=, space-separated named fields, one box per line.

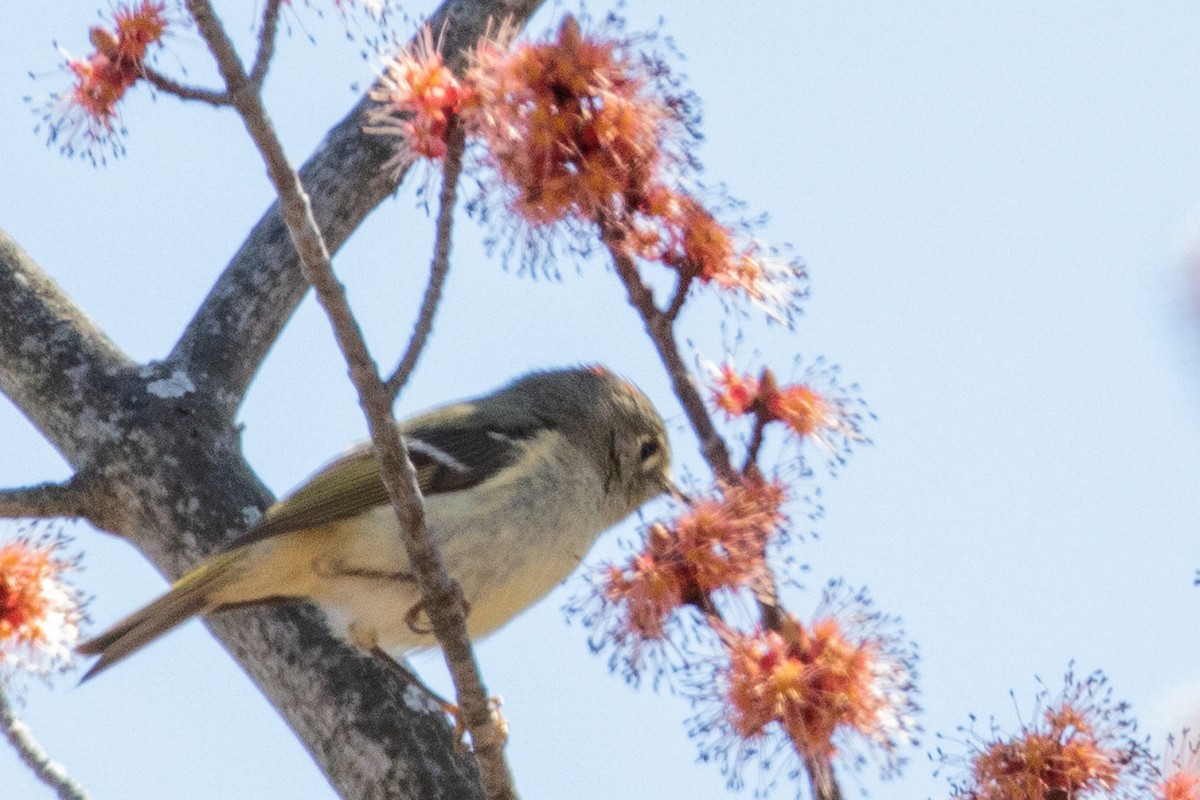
xmin=0 ymin=1 xmax=545 ymax=797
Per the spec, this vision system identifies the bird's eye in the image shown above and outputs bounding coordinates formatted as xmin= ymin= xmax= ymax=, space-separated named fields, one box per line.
xmin=638 ymin=439 xmax=660 ymax=462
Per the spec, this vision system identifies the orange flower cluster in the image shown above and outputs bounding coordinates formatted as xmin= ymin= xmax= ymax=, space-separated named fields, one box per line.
xmin=367 ymin=17 xmax=801 ymax=310
xmin=1161 ymin=772 xmax=1200 ymax=800
xmin=67 ymin=1 xmax=167 ymax=127
xmin=689 ymin=583 xmax=917 ymax=784
xmin=602 ymin=480 xmax=787 ymax=641
xmin=368 ymin=27 xmax=474 ymax=165
xmin=630 ymin=188 xmax=775 ymax=298
xmin=1156 ymin=733 xmax=1200 ymax=800
xmin=957 ymin=671 xmax=1152 ymax=800
xmin=722 ymin=616 xmax=890 ymax=762
xmin=970 ymin=714 xmax=1120 ymax=799
xmin=0 ymin=531 xmax=85 ymax=679
xmin=467 ymin=16 xmax=668 ymax=226
xmin=712 ymin=362 xmax=855 ymax=444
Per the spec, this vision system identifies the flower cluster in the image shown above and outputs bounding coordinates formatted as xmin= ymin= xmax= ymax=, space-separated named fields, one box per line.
xmin=71 ymin=4 xmax=165 ymax=128
xmin=1157 ymin=732 xmax=1200 ymax=800
xmin=948 ymin=669 xmax=1153 ymax=800
xmin=1162 ymin=771 xmax=1200 ymax=800
xmin=367 ymin=26 xmax=474 ymax=167
xmin=627 ymin=188 xmax=802 ymax=316
xmin=467 ymin=16 xmax=673 ymax=226
xmin=692 ymin=584 xmax=918 ymax=788
xmin=0 ymin=529 xmax=86 ymax=681
xmin=710 ymin=360 xmax=867 ymax=461
xmin=41 ymin=1 xmax=168 ymax=160
xmin=599 ymin=479 xmax=787 ymax=643
xmin=367 ymin=16 xmax=804 ymax=316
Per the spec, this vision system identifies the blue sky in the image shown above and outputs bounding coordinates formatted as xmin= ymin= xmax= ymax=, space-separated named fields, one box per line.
xmin=3 ymin=1 xmax=1200 ymax=798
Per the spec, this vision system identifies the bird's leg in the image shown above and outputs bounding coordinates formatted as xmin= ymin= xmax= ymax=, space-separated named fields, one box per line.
xmin=402 ymin=593 xmax=472 ymax=637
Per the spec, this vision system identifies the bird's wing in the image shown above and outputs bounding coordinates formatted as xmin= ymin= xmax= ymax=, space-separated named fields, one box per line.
xmin=234 ymin=415 xmax=538 ymax=547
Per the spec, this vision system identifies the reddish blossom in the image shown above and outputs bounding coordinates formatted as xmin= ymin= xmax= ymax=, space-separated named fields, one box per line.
xmin=711 ymin=361 xmax=759 ymax=417
xmin=626 ymin=186 xmax=803 ymax=315
xmin=42 ymin=1 xmax=168 ymax=160
xmin=708 ymin=362 xmax=866 ymax=456
xmin=367 ymin=26 xmax=473 ymax=167
xmin=630 ymin=190 xmax=737 ymax=280
xmin=763 ymin=380 xmax=837 ymax=440
xmin=949 ymin=669 xmax=1153 ymax=800
xmin=724 ymin=619 xmax=878 ymax=760
xmin=691 ymin=583 xmax=918 ymax=787
xmin=602 ymin=525 xmax=687 ymax=641
xmin=602 ymin=480 xmax=787 ymax=636
xmin=1161 ymin=773 xmax=1200 ymax=800
xmin=467 ymin=16 xmax=675 ymax=225
xmin=0 ymin=529 xmax=86 ymax=680
xmin=67 ymin=53 xmax=138 ymax=128
xmin=113 ymin=1 xmax=168 ymax=63
xmin=672 ymin=478 xmax=786 ymax=595
xmin=581 ymin=479 xmax=789 ymax=678
xmin=1157 ymin=731 xmax=1200 ymax=800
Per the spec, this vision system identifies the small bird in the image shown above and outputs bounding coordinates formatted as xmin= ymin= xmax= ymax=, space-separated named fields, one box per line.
xmin=78 ymin=366 xmax=671 ymax=680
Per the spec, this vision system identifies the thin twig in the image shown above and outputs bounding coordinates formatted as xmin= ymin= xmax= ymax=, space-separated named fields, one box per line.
xmin=386 ymin=120 xmax=466 ymax=399
xmin=599 ymin=227 xmax=737 ymax=484
xmin=741 ymin=415 xmax=767 ymax=476
xmin=183 ymin=3 xmax=515 ymax=797
xmin=0 ymin=480 xmax=88 ymax=521
xmin=0 ymin=691 xmax=90 ymax=800
xmin=142 ymin=66 xmax=230 ymax=106
xmin=663 ymin=271 xmax=693 ymax=322
xmin=248 ymin=0 xmax=283 ymax=89
xmin=804 ymin=754 xmax=844 ymax=800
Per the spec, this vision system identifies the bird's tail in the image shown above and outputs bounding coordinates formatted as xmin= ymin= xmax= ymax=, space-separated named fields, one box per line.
xmin=77 ymin=547 xmax=251 ymax=682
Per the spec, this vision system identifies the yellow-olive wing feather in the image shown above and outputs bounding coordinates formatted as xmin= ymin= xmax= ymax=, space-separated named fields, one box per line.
xmin=77 ymin=399 xmax=545 ymax=681
xmin=233 ymin=412 xmax=538 ymax=548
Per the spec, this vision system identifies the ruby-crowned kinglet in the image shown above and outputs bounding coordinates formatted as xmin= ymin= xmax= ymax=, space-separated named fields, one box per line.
xmin=78 ymin=366 xmax=671 ymax=679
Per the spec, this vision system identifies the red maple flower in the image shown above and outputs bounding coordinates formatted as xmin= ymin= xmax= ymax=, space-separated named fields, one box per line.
xmin=690 ymin=583 xmax=918 ymax=786
xmin=0 ymin=529 xmax=86 ymax=679
xmin=468 ymin=16 xmax=674 ymax=226
xmin=367 ymin=26 xmax=473 ymax=167
xmin=113 ymin=1 xmax=168 ymax=63
xmin=952 ymin=669 xmax=1153 ymax=800
xmin=722 ymin=614 xmax=906 ymax=762
xmin=43 ymin=1 xmax=168 ymax=159
xmin=1156 ymin=731 xmax=1200 ymax=800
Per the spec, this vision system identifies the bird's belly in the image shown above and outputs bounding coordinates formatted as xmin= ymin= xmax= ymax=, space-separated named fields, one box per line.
xmin=306 ymin=466 xmax=616 ymax=655
xmin=317 ymin=527 xmax=595 ymax=655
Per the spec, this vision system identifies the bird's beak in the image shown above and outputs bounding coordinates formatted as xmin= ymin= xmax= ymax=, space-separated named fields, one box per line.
xmin=664 ymin=479 xmax=691 ymax=505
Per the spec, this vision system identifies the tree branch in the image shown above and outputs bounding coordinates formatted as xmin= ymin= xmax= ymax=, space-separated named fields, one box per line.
xmin=185 ymin=2 xmax=514 ymax=796
xmin=804 ymin=754 xmax=844 ymax=800
xmin=168 ymin=0 xmax=547 ymax=419
xmin=0 ymin=690 xmax=90 ymax=800
xmin=386 ymin=121 xmax=465 ymax=398
xmin=142 ymin=66 xmax=230 ymax=106
xmin=0 ymin=480 xmax=90 ymax=521
xmin=0 ymin=226 xmax=134 ymax=469
xmin=248 ymin=0 xmax=283 ymax=89
xmin=663 ymin=272 xmax=693 ymax=322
